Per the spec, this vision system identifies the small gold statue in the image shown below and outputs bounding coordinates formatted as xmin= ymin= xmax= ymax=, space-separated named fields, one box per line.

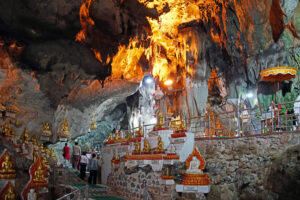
xmin=125 ymin=150 xmax=129 ymax=157
xmin=112 ymin=152 xmax=116 ymax=160
xmin=90 ymin=115 xmax=97 ymax=130
xmin=2 ymin=123 xmax=10 ymax=137
xmin=154 ymin=135 xmax=164 ymax=153
xmin=154 ymin=112 xmax=164 ymax=130
xmin=133 ymin=141 xmax=140 ymax=154
xmin=116 ymin=154 xmax=120 ymax=161
xmin=136 ymin=126 xmax=143 ymax=137
xmin=142 ymin=138 xmax=150 ymax=154
xmin=40 ymin=144 xmax=45 ymax=154
xmin=44 ymin=123 xmax=50 ymax=131
xmin=23 ymin=128 xmax=29 ymax=145
xmin=4 ymin=187 xmax=15 ymax=200
xmin=166 ymin=168 xmax=169 ymax=177
xmin=179 ymin=117 xmax=186 ymax=130
xmin=42 ymin=156 xmax=49 ymax=167
xmin=108 ymin=133 xmax=113 ymax=141
xmin=1 ymin=155 xmax=15 ymax=173
xmin=62 ymin=119 xmax=69 ymax=132
xmin=33 ymin=165 xmax=46 ymax=182
xmin=114 ymin=130 xmax=119 ymax=141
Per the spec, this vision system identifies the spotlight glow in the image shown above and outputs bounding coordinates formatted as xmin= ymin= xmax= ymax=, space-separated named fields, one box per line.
xmin=145 ymin=77 xmax=153 ymax=84
xmin=246 ymin=92 xmax=253 ymax=98
xmin=164 ymin=79 xmax=173 ymax=86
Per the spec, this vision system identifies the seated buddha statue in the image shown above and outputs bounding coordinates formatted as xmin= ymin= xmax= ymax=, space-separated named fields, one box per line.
xmin=90 ymin=117 xmax=97 ymax=130
xmin=62 ymin=119 xmax=69 ymax=132
xmin=40 ymin=144 xmax=45 ymax=154
xmin=133 ymin=141 xmax=140 ymax=154
xmin=154 ymin=135 xmax=164 ymax=153
xmin=114 ymin=130 xmax=119 ymax=141
xmin=154 ymin=113 xmax=164 ymax=130
xmin=33 ymin=165 xmax=46 ymax=182
xmin=116 ymin=154 xmax=120 ymax=161
xmin=186 ymin=156 xmax=203 ymax=174
xmin=2 ymin=123 xmax=10 ymax=137
xmin=126 ymin=131 xmax=133 ymax=142
xmin=4 ymin=187 xmax=15 ymax=200
xmin=107 ymin=133 xmax=113 ymax=141
xmin=44 ymin=123 xmax=50 ymax=131
xmin=1 ymin=155 xmax=15 ymax=173
xmin=179 ymin=117 xmax=186 ymax=131
xmin=142 ymin=138 xmax=150 ymax=154
xmin=136 ymin=126 xmax=143 ymax=137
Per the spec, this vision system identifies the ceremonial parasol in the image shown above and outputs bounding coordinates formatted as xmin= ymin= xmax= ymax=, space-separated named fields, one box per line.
xmin=260 ymin=62 xmax=297 ymax=103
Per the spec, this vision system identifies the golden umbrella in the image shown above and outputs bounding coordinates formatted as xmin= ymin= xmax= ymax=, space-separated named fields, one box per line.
xmin=260 ymin=62 xmax=297 ymax=103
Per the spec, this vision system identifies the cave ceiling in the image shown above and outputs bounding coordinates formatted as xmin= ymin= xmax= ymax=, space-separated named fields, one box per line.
xmin=0 ymin=0 xmax=299 ymax=139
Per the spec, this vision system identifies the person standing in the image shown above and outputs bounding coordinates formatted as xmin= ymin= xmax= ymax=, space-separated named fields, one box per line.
xmin=63 ymin=143 xmax=70 ymax=167
xmin=87 ymin=153 xmax=98 ymax=184
xmin=72 ymin=142 xmax=81 ymax=170
xmin=79 ymin=152 xmax=88 ymax=180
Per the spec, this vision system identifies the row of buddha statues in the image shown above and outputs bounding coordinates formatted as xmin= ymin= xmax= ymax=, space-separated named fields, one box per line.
xmin=105 ymin=113 xmax=187 ymax=144
xmin=132 ymin=135 xmax=164 ymax=154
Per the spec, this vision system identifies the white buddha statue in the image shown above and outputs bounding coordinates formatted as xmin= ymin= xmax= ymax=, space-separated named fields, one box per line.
xmin=28 ymin=188 xmax=37 ymax=200
xmin=186 ymin=156 xmax=203 ymax=174
xmin=166 ymin=143 xmax=176 ymax=154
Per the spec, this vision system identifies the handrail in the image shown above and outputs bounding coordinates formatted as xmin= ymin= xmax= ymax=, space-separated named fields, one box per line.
xmin=116 ymin=100 xmax=300 ymax=139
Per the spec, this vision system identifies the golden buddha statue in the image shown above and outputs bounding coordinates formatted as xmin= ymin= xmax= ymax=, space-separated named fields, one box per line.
xmin=154 ymin=135 xmax=164 ymax=153
xmin=108 ymin=133 xmax=113 ymax=141
xmin=166 ymin=168 xmax=169 ymax=177
xmin=4 ymin=187 xmax=15 ymax=200
xmin=114 ymin=130 xmax=119 ymax=141
xmin=133 ymin=141 xmax=140 ymax=154
xmin=116 ymin=154 xmax=120 ymax=161
xmin=125 ymin=150 xmax=129 ymax=157
xmin=62 ymin=119 xmax=69 ymax=132
xmin=112 ymin=152 xmax=116 ymax=160
xmin=44 ymin=123 xmax=50 ymax=131
xmin=2 ymin=123 xmax=10 ymax=137
xmin=33 ymin=165 xmax=46 ymax=182
xmin=179 ymin=117 xmax=186 ymax=131
xmin=154 ymin=112 xmax=164 ymax=130
xmin=1 ymin=155 xmax=15 ymax=173
xmin=23 ymin=128 xmax=29 ymax=145
xmin=90 ymin=115 xmax=97 ymax=130
xmin=142 ymin=138 xmax=150 ymax=154
xmin=136 ymin=126 xmax=143 ymax=137
xmin=40 ymin=144 xmax=45 ymax=154
xmin=42 ymin=156 xmax=49 ymax=167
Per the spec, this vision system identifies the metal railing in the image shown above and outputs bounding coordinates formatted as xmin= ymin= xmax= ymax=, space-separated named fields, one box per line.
xmin=123 ymin=100 xmax=300 ymax=138
xmin=54 ymin=167 xmax=89 ymax=200
xmin=56 ymin=185 xmax=88 ymax=200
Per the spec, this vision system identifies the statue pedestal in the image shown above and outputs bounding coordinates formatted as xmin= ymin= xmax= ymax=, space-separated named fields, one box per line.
xmin=58 ymin=137 xmax=68 ymax=142
xmin=161 ymin=179 xmax=175 ymax=185
xmin=176 ymin=185 xmax=210 ymax=193
xmin=40 ymin=136 xmax=50 ymax=141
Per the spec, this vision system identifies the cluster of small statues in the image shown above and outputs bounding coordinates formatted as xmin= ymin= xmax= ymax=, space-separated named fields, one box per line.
xmin=132 ymin=135 xmax=164 ymax=155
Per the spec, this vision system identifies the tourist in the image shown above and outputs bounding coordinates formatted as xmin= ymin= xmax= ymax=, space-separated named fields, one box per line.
xmin=87 ymin=153 xmax=98 ymax=184
xmin=79 ymin=152 xmax=88 ymax=180
xmin=72 ymin=142 xmax=81 ymax=170
xmin=97 ymin=154 xmax=103 ymax=184
xmin=63 ymin=143 xmax=70 ymax=167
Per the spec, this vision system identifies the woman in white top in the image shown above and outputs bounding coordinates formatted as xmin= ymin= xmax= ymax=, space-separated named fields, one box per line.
xmin=79 ymin=152 xmax=88 ymax=180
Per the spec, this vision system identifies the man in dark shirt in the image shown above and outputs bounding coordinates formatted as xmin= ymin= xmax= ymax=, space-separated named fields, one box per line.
xmin=87 ymin=153 xmax=98 ymax=184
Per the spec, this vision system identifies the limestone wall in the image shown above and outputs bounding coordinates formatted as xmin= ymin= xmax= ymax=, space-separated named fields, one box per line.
xmin=107 ymin=132 xmax=300 ymax=200
xmin=196 ymin=132 xmax=300 ymax=200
